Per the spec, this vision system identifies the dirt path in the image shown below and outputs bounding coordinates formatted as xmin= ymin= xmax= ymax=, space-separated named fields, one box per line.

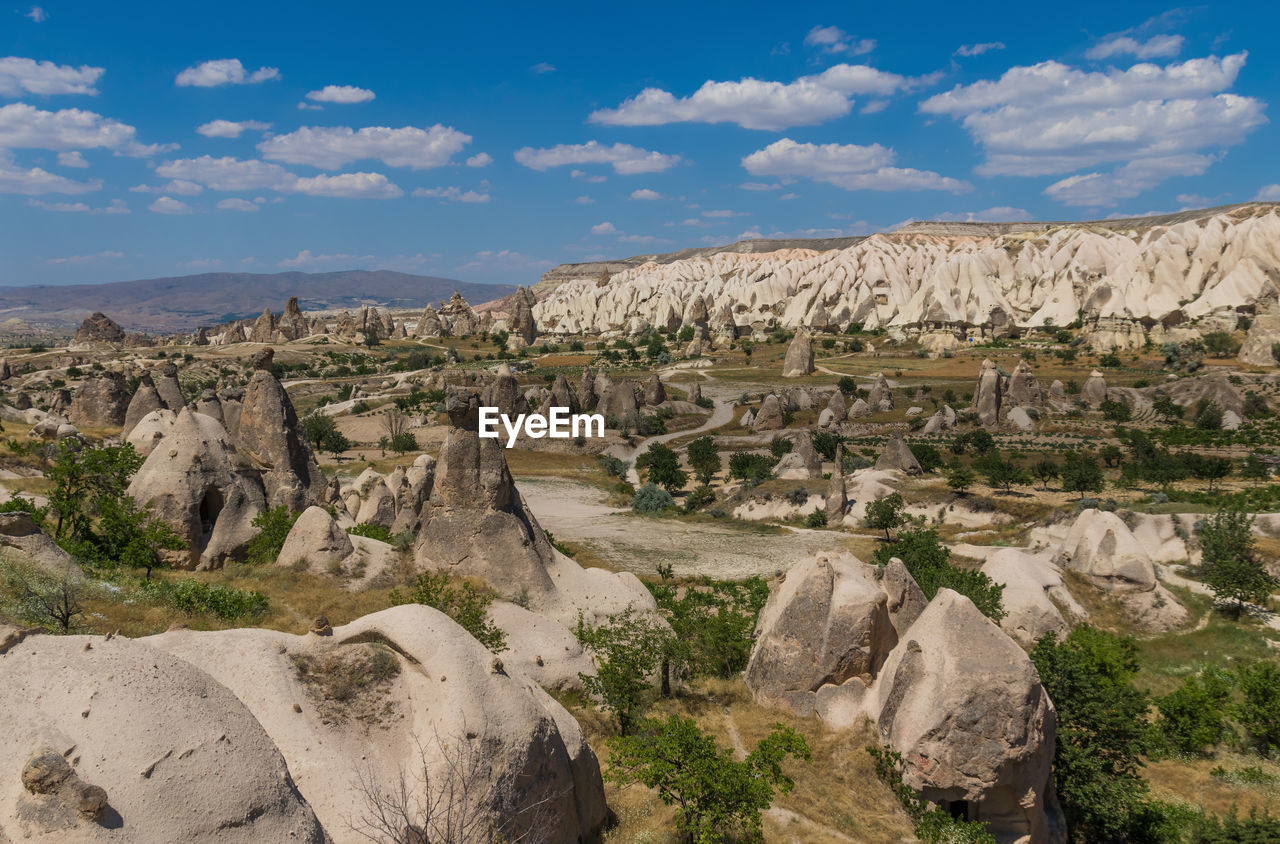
xmin=608 ymin=370 xmax=737 ymax=486
xmin=521 ymin=478 xmax=848 ymax=579
xmin=1159 ymin=564 xmax=1280 ymax=633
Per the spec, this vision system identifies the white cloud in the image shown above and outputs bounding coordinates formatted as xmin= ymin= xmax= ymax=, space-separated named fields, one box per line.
xmin=29 ymin=197 xmax=128 ymax=214
xmin=258 ymin=124 xmax=470 ymax=169
xmin=589 ymin=63 xmax=922 ymax=131
xmin=288 ymin=172 xmax=402 ymax=198
xmin=196 ymin=119 xmax=271 ymax=138
xmin=1255 ymin=184 xmax=1280 ymax=201
xmin=571 ymin=169 xmax=606 ymax=183
xmin=1086 ymin=34 xmax=1184 ymax=61
xmin=574 ymin=196 xmax=594 ymax=204
xmin=297 ymin=102 xmax=323 ymax=111
xmin=629 ymin=188 xmax=663 ymax=200
xmin=702 ymin=209 xmax=747 ymax=218
xmin=129 ymin=179 xmax=204 ymax=195
xmin=148 ymin=195 xmax=193 ymax=214
xmin=780 ymin=192 xmax=800 ymax=200
xmin=669 ymin=218 xmax=711 ymax=227
xmin=465 ymin=152 xmax=492 ymax=167
xmin=590 ymin=222 xmax=617 ymax=235
xmin=305 ymin=85 xmax=375 ymax=104
xmin=930 ymin=206 xmax=1033 ymax=222
xmin=739 ymin=182 xmax=782 ymax=191
xmin=46 ymin=250 xmax=125 ymax=264
xmin=920 ymin=53 xmax=1266 ymax=203
xmin=25 ymin=6 xmax=47 ymax=22
xmin=860 ymin=99 xmax=890 ymax=114
xmin=803 ymin=26 xmax=875 ymax=56
xmin=742 ymin=138 xmax=970 ymax=192
xmin=955 ymin=42 xmax=1005 ymax=57
xmin=0 ymin=57 xmax=102 ymax=96
xmin=178 ymin=258 xmax=224 ymax=270
xmin=156 ymin=156 xmax=292 ymax=191
xmin=530 ymin=62 xmax=556 ymax=74
xmin=0 ymin=102 xmax=168 ymax=156
xmin=412 ymin=185 xmax=490 ymax=203
xmin=216 ymin=197 xmax=258 ymax=211
xmin=618 ymin=234 xmax=671 ymax=244
xmin=57 ymin=150 xmax=87 ymax=167
xmin=1175 ymin=193 xmax=1212 ymax=207
xmin=515 ymin=141 xmax=681 ymax=174
xmin=279 ymin=249 xmax=375 ymax=268
xmin=0 ymin=150 xmax=100 ymax=194
xmin=175 ymin=59 xmax=280 ymax=88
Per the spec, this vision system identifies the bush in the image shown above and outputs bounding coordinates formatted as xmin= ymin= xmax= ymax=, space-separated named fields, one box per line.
xmin=387 ymin=432 xmax=418 ymax=454
xmin=635 ymin=443 xmax=687 ymax=491
xmin=768 ymin=437 xmax=793 ymax=457
xmin=347 ymin=523 xmax=394 ymax=543
xmin=1235 ymin=661 xmax=1280 ymax=757
xmin=873 ymin=527 xmax=1004 ymax=622
xmin=607 ymin=717 xmax=810 ymax=842
xmin=145 ymin=578 xmax=269 ymax=621
xmin=632 ymin=483 xmax=675 ymax=514
xmin=908 ymin=442 xmax=944 ymax=474
xmin=727 ymin=451 xmax=777 ymax=483
xmin=245 ymin=506 xmax=299 ymax=565
xmin=682 ymin=484 xmax=716 ymax=513
xmin=1155 ymin=668 xmax=1233 ymax=755
xmin=597 ymin=454 xmax=630 ymax=478
xmin=810 ymin=431 xmax=845 ymax=461
xmin=575 ymin=608 xmax=673 ymax=733
xmin=390 ymin=570 xmax=506 ymax=652
xmin=805 ymin=509 xmax=826 ymax=528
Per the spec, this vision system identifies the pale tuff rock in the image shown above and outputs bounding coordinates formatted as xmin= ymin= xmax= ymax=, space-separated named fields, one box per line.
xmin=235 ymin=349 xmax=328 ymax=511
xmin=847 ymin=397 xmax=872 ymax=418
xmin=867 ymin=590 xmax=1063 ymax=844
xmin=194 ymin=388 xmax=223 ymax=424
xmin=921 ymin=404 xmax=957 ymax=434
xmin=753 ymin=394 xmax=785 ymax=431
xmin=277 ymin=506 xmax=354 ymax=572
xmin=867 ymin=373 xmax=893 ymax=411
xmin=1007 ymin=406 xmax=1036 ymax=432
xmin=154 ymin=362 xmax=186 ymax=412
xmin=508 ymin=286 xmax=538 ymax=349
xmin=644 ymin=373 xmax=666 ymax=406
xmin=879 ymin=558 xmax=927 ymax=635
xmin=69 ymin=371 xmax=129 ymax=428
xmin=0 ymin=512 xmax=80 ymax=577
xmin=532 ymin=206 xmax=1280 ymax=348
xmin=1049 ymin=380 xmax=1067 ymax=402
xmin=1006 ymin=359 xmax=1043 ymax=407
xmin=1082 ymin=370 xmax=1108 ymax=409
xmin=127 ymin=408 xmax=267 ymax=568
xmin=596 ymin=378 xmax=639 ymax=423
xmin=1239 ymin=299 xmax=1280 ymax=366
xmin=874 ymin=432 xmax=922 ymax=475
xmin=980 ymin=549 xmax=1082 ymax=647
xmin=825 ymin=445 xmax=846 ymax=526
xmin=550 ymin=373 xmax=575 ymax=410
xmin=685 ymin=379 xmax=702 ymax=405
xmin=825 ymin=390 xmax=847 ymax=419
xmin=486 ymin=601 xmax=597 ymax=692
xmin=1056 ymin=508 xmax=1156 ymax=591
xmin=480 ymin=364 xmax=529 ymax=418
xmin=71 ymin=312 xmax=126 ymax=347
xmin=973 ymin=358 xmax=1004 ymax=427
xmin=0 ymin=631 xmax=327 ymax=842
xmin=439 ymin=291 xmax=480 ymax=336
xmin=745 ymin=552 xmax=898 ymax=716
xmin=249 ymin=307 xmax=277 ymax=343
xmin=123 ymin=373 xmax=165 ymax=435
xmin=781 ymin=328 xmax=815 ymax=377
xmin=415 ymin=305 xmax=443 ymax=338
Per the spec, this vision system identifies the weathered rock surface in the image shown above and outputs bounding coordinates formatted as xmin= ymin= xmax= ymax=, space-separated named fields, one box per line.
xmin=71 ymin=312 xmax=126 ymax=347
xmin=0 ymin=512 xmax=80 ymax=576
xmin=234 ymin=349 xmax=327 ymax=511
xmin=753 ymin=394 xmax=784 ymax=431
xmin=69 ymin=372 xmax=129 ymax=428
xmin=874 ymin=432 xmax=922 ymax=475
xmin=974 ymin=358 xmax=1003 ymax=426
xmin=781 ymin=328 xmax=815 ymax=377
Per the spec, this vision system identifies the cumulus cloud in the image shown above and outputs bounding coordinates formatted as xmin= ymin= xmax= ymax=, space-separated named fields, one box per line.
xmin=618 ymin=234 xmax=671 ymax=244
xmin=702 ymin=209 xmax=747 ymax=218
xmin=156 ymin=155 xmax=400 ymax=197
xmin=530 ymin=62 xmax=556 ymax=74
xmin=130 ymin=179 xmax=204 ymax=195
xmin=0 ymin=149 xmax=100 ymax=194
xmin=1086 ymin=34 xmax=1184 ymax=61
xmin=1255 ymin=184 xmax=1280 ymax=201
xmin=803 ymin=26 xmax=875 ymax=56
xmin=955 ymin=42 xmax=1005 ymax=57
xmin=176 ymin=58 xmax=280 ymax=87
xmin=930 ymin=206 xmax=1033 ymax=222
xmin=29 ymin=197 xmax=128 ymax=213
xmin=465 ymin=152 xmax=492 ymax=167
xmin=25 ymin=6 xmax=47 ymax=22
xmin=197 ymin=119 xmax=271 ymax=138
xmin=590 ymin=222 xmax=617 ymax=235
xmin=46 ymin=250 xmax=125 ymax=264
xmin=0 ymin=102 xmax=169 ymax=156
xmin=57 ymin=150 xmax=87 ymax=167
xmin=149 ymin=195 xmax=193 ymax=214
xmin=0 ymin=57 xmax=102 ymax=96
xmin=741 ymin=138 xmax=971 ymax=193
xmin=571 ymin=169 xmax=606 ymax=183
xmin=412 ymin=185 xmax=490 ymax=203
xmin=287 ymin=172 xmax=403 ymax=198
xmin=305 ymin=85 xmax=375 ymax=104
xmin=515 ymin=141 xmax=681 ymax=174
xmin=457 ymin=249 xmax=553 ymax=272
xmin=920 ymin=53 xmax=1266 ymax=203
xmin=589 ymin=63 xmax=923 ymax=131
xmin=258 ymin=124 xmax=470 ymax=170
xmin=279 ymin=249 xmax=375 ymax=268
xmin=574 ymin=195 xmax=595 ymax=204
xmin=216 ymin=198 xmax=259 ymax=211
xmin=629 ymin=188 xmax=663 ymax=200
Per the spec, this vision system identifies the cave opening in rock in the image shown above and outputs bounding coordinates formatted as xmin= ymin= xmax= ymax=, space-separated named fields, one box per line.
xmin=198 ymin=487 xmax=224 ymax=549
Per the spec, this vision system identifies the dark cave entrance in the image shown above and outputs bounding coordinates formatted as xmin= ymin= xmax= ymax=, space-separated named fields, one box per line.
xmin=198 ymin=487 xmax=224 ymax=549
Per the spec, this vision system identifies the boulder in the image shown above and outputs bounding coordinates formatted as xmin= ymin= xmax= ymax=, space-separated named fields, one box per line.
xmin=550 ymin=373 xmax=575 ymax=410
xmin=277 ymin=506 xmax=355 ymax=572
xmin=1082 ymin=370 xmax=1108 ymax=409
xmin=980 ymin=549 xmax=1081 ymax=647
xmin=874 ymin=432 xmax=922 ymax=475
xmin=154 ymin=362 xmax=187 ymax=412
xmin=69 ymin=371 xmax=129 ymax=428
xmin=1007 ymin=406 xmax=1035 ymax=432
xmin=745 ymin=552 xmax=897 ymax=716
xmin=826 ymin=390 xmax=847 ymax=419
xmin=1056 ymin=509 xmax=1156 ymax=591
xmin=867 ymin=373 xmax=893 ymax=410
xmin=0 ymin=512 xmax=81 ymax=577
xmin=781 ymin=328 xmax=815 ymax=377
xmin=752 ymin=394 xmax=784 ymax=431
xmin=1006 ymin=359 xmax=1043 ymax=407
xmin=71 ymin=312 xmax=125 ymax=347
xmin=879 ymin=557 xmax=927 ymax=635
xmin=122 ymin=373 xmax=165 ymax=435
xmin=847 ymin=397 xmax=872 ymax=418
xmin=921 ymin=404 xmax=957 ymax=435
xmin=974 ymin=358 xmax=1003 ymax=426
xmin=0 ymin=632 xmax=327 ymax=842
xmin=595 ymin=379 xmax=638 ymax=424
xmin=868 ymin=590 xmax=1062 ymax=844
xmin=643 ymin=374 xmax=666 ymax=406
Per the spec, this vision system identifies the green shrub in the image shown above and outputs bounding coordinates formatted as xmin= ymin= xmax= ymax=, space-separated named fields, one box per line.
xmin=1155 ymin=669 xmax=1233 ymax=755
xmin=390 ymin=570 xmax=506 ymax=652
xmin=145 ymin=579 xmax=269 ymax=621
xmin=346 ymin=523 xmax=394 ymax=543
xmin=245 ymin=506 xmax=299 ymax=565
xmin=632 ymin=483 xmax=675 ymax=513
xmin=683 ymin=484 xmax=716 ymax=513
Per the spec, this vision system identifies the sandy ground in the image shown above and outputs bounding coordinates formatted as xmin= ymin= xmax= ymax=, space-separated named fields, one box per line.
xmin=522 ymin=478 xmax=849 ymax=579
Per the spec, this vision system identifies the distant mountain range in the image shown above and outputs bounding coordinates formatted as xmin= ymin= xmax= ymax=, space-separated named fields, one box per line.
xmin=0 ymin=270 xmax=514 ymax=334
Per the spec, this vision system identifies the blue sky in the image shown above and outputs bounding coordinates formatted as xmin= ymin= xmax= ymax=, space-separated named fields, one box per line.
xmin=1 ymin=1 xmax=1277 ymax=289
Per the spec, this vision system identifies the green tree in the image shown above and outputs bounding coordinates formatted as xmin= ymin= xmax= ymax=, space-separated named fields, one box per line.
xmin=1195 ymin=400 xmax=1225 ymax=431
xmin=1155 ymin=668 xmax=1233 ymax=755
xmin=648 ymin=576 xmax=769 ymax=686
xmin=245 ymin=506 xmax=300 ymax=565
xmin=1180 ymin=452 xmax=1232 ymax=491
xmin=390 ymin=570 xmax=506 ymax=652
xmin=727 ymin=451 xmax=777 ymax=483
xmin=46 ymin=440 xmax=144 ymax=541
xmin=388 ymin=431 xmax=417 ymax=454
xmin=1060 ymin=453 xmax=1104 ymax=499
xmin=632 ymin=483 xmax=675 ymax=514
xmin=872 ymin=526 xmax=1004 ymax=622
xmin=1032 ymin=458 xmax=1060 ymax=490
xmin=945 ymin=462 xmax=975 ymax=494
xmin=1235 ymin=661 xmax=1280 ymax=757
xmin=1197 ymin=510 xmax=1278 ymax=618
xmin=909 ymin=442 xmax=944 ymax=474
xmin=1031 ymin=627 xmax=1158 ymax=842
xmin=575 ymin=608 xmax=673 ymax=734
xmin=976 ymin=453 xmax=1028 ymax=493
xmin=686 ymin=436 xmax=721 ymax=485
xmin=1152 ymin=394 xmax=1183 ymax=423
xmin=1203 ymin=331 xmax=1239 ymax=358
xmin=606 ymin=716 xmax=811 ymax=843
xmin=1241 ymin=455 xmax=1270 ymax=484
xmin=302 ymin=411 xmax=339 ymax=449
xmin=1100 ymin=399 xmax=1132 ymax=422
xmin=636 ymin=443 xmax=688 ymax=492
xmin=864 ymin=492 xmax=906 ymax=541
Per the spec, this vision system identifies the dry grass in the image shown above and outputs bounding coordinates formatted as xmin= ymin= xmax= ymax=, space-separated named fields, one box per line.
xmin=1145 ymin=752 xmax=1280 ymax=817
